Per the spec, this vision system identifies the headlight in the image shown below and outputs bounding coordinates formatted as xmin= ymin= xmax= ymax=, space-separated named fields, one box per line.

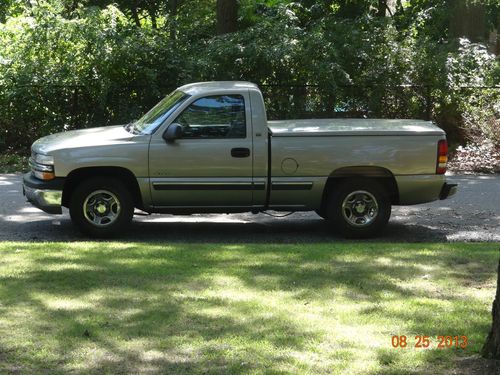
xmin=30 ymin=153 xmax=55 ymax=180
xmin=34 ymin=153 xmax=54 ymax=165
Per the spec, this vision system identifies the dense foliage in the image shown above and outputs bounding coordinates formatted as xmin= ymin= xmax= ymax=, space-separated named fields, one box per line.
xmin=0 ymin=0 xmax=498 ymax=158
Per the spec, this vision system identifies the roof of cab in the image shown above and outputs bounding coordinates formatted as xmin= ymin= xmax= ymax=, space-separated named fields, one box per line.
xmin=178 ymin=81 xmax=259 ymax=96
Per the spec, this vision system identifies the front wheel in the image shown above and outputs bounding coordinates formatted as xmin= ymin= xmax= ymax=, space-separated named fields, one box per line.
xmin=326 ymin=179 xmax=391 ymax=238
xmin=69 ymin=177 xmax=134 ymax=237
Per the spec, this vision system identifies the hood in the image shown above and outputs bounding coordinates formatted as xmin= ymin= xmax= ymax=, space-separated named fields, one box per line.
xmin=32 ymin=125 xmax=136 ymax=155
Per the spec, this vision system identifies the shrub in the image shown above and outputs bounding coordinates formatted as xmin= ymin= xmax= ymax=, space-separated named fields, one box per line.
xmin=448 ymin=140 xmax=500 ymax=174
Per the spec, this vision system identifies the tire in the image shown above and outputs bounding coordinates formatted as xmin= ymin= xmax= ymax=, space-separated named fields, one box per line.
xmin=326 ymin=178 xmax=391 ymax=238
xmin=315 ymin=209 xmax=328 ymax=220
xmin=69 ymin=177 xmax=134 ymax=237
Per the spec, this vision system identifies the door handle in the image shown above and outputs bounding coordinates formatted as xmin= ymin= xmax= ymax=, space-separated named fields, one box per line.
xmin=231 ymin=148 xmax=250 ymax=158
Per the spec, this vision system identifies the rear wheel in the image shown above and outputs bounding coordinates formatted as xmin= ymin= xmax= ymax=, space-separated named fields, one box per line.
xmin=69 ymin=177 xmax=133 ymax=237
xmin=327 ymin=179 xmax=391 ymax=238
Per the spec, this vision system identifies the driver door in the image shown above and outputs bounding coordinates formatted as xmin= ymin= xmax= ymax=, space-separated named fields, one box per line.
xmin=148 ymin=92 xmax=255 ymax=208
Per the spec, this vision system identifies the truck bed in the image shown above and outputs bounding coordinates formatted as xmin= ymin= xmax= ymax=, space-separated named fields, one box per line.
xmin=268 ymin=119 xmax=444 ymax=136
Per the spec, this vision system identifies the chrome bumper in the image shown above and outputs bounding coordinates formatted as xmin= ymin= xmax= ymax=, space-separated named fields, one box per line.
xmin=23 ymin=172 xmax=63 ymax=214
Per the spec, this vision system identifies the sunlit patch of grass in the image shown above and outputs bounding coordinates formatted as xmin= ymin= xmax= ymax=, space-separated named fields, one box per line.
xmin=0 ymin=242 xmax=497 ymax=374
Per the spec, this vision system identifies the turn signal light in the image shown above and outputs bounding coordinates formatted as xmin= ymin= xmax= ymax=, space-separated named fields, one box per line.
xmin=33 ymin=170 xmax=55 ymax=180
xmin=436 ymin=140 xmax=448 ymax=174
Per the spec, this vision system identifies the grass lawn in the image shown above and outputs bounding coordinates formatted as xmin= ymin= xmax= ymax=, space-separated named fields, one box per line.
xmin=0 ymin=242 xmax=498 ymax=374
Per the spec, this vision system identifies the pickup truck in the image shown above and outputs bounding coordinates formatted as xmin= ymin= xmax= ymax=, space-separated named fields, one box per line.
xmin=23 ymin=81 xmax=457 ymax=238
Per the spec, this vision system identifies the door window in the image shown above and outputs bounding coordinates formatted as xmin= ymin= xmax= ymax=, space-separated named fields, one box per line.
xmin=174 ymin=95 xmax=246 ymax=139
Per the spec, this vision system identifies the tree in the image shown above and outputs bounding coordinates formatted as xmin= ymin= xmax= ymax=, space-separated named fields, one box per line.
xmin=216 ymin=0 xmax=237 ymax=35
xmin=483 ymin=257 xmax=500 ymax=359
xmin=449 ymin=0 xmax=488 ymax=43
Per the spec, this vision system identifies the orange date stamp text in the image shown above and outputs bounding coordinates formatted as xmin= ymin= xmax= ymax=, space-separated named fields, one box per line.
xmin=391 ymin=335 xmax=468 ymax=349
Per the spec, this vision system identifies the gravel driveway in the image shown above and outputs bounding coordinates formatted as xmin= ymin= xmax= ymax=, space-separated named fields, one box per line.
xmin=0 ymin=174 xmax=499 ymax=242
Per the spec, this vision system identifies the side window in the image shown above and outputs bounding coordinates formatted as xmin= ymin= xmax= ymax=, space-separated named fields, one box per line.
xmin=174 ymin=95 xmax=246 ymax=139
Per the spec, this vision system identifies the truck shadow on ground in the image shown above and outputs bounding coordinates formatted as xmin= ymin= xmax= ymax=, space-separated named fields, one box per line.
xmin=0 ymin=214 xmax=449 ymax=243
xmin=125 ymin=219 xmax=450 ymax=243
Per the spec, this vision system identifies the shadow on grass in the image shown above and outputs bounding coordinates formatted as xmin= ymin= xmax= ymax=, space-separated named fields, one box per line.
xmin=0 ymin=242 xmax=498 ymax=374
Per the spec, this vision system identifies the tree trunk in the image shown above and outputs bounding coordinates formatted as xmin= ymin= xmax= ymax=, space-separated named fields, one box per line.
xmin=216 ymin=0 xmax=238 ymax=35
xmin=449 ymin=0 xmax=487 ymax=43
xmin=496 ymin=13 xmax=500 ymax=56
xmin=377 ymin=0 xmax=386 ymax=17
xmin=149 ymin=8 xmax=157 ymax=29
xmin=482 ymin=257 xmax=500 ymax=359
xmin=131 ymin=6 xmax=141 ymax=28
xmin=169 ymin=0 xmax=178 ymax=42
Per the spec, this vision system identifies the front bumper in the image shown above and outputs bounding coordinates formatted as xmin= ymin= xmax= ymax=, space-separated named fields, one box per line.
xmin=23 ymin=172 xmax=64 ymax=214
xmin=440 ymin=182 xmax=458 ymax=200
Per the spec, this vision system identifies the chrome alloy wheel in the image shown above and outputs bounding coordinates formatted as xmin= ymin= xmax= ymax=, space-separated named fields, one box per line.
xmin=341 ymin=190 xmax=379 ymax=227
xmin=83 ymin=190 xmax=121 ymax=227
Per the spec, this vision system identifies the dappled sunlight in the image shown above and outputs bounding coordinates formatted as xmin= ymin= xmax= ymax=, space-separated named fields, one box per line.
xmin=0 ymin=177 xmax=14 ymax=186
xmin=447 ymin=230 xmax=497 ymax=241
xmin=116 ymin=307 xmax=145 ymax=319
xmin=42 ymin=262 xmax=103 ymax=272
xmin=145 ymin=214 xmax=248 ymax=224
xmin=0 ymin=241 xmax=497 ymax=374
xmin=111 ymin=257 xmax=174 ymax=267
xmin=18 ymin=206 xmax=43 ymax=214
xmin=374 ymin=256 xmax=394 ymax=265
xmin=2 ymin=205 xmax=54 ymax=223
xmin=40 ymin=297 xmax=95 ymax=311
xmin=221 ymin=245 xmax=246 ymax=251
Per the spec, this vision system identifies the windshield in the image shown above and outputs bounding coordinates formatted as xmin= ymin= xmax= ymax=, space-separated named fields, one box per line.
xmin=132 ymin=90 xmax=190 ymax=134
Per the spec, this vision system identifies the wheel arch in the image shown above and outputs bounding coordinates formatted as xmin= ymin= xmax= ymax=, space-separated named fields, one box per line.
xmin=318 ymin=166 xmax=399 ymax=218
xmin=62 ymin=167 xmax=143 ymax=209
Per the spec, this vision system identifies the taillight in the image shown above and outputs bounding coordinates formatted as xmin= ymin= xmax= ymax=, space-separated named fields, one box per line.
xmin=436 ymin=140 xmax=448 ymax=174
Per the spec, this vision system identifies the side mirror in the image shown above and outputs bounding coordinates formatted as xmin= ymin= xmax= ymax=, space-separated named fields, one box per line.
xmin=163 ymin=123 xmax=183 ymax=143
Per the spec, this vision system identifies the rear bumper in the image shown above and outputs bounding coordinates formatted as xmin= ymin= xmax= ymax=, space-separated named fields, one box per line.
xmin=22 ymin=172 xmax=64 ymax=214
xmin=440 ymin=183 xmax=457 ymax=200
xmin=395 ymin=174 xmax=457 ymax=205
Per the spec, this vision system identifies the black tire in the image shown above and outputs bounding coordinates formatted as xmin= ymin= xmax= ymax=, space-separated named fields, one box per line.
xmin=69 ymin=177 xmax=134 ymax=237
xmin=315 ymin=209 xmax=328 ymax=220
xmin=326 ymin=178 xmax=391 ymax=238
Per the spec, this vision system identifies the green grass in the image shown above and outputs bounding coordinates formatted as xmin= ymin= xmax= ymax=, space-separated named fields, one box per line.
xmin=0 ymin=242 xmax=498 ymax=374
xmin=0 ymin=153 xmax=29 ymax=173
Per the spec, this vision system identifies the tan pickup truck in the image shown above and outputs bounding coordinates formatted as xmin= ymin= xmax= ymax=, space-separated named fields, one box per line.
xmin=23 ymin=81 xmax=457 ymax=238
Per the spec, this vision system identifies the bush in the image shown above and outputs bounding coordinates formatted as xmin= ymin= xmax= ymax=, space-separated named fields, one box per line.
xmin=0 ymin=2 xmax=498 ymax=158
xmin=0 ymin=5 xmax=181 ymax=152
xmin=443 ymin=39 xmax=500 ymax=146
xmin=448 ymin=140 xmax=500 ymax=174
